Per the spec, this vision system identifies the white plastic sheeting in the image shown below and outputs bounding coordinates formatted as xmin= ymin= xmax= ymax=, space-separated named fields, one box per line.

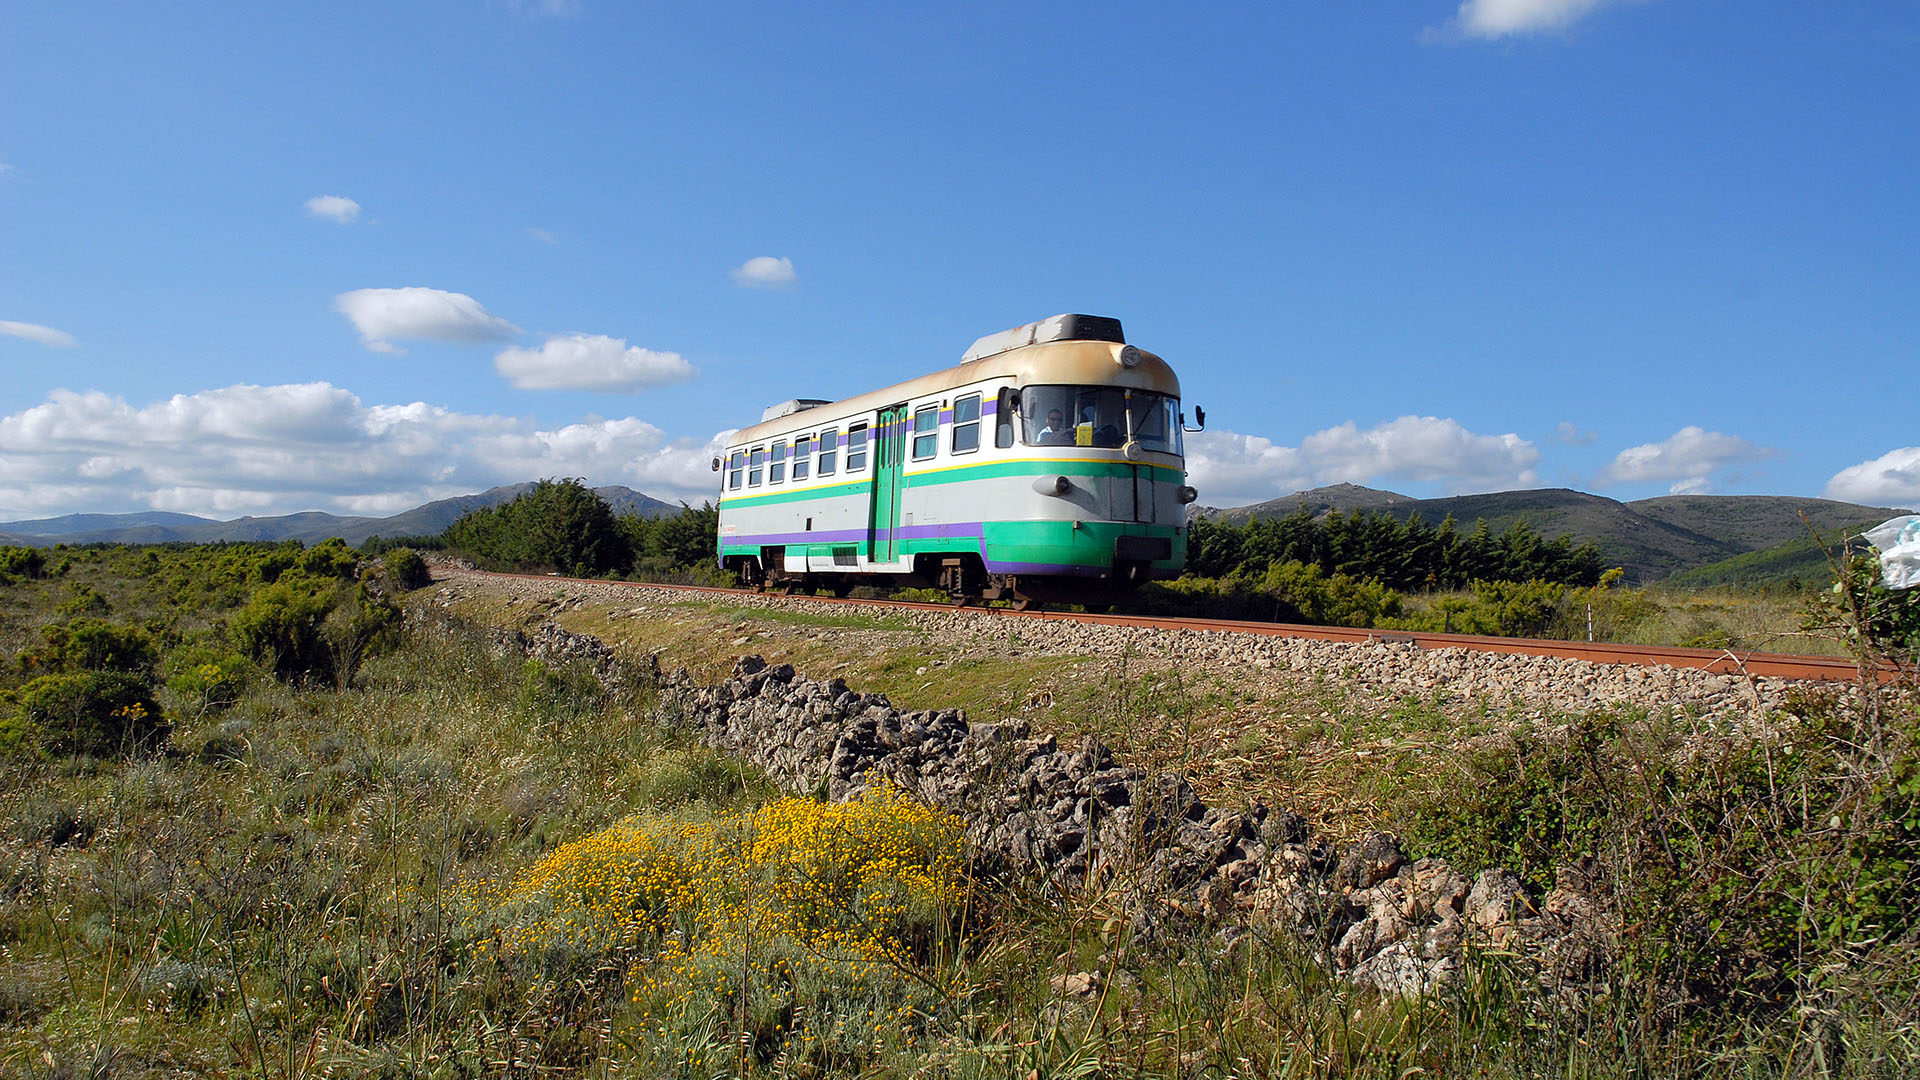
xmin=1865 ymin=515 xmax=1920 ymax=591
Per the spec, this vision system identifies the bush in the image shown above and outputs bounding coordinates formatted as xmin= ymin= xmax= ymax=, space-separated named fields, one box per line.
xmin=229 ymin=572 xmax=340 ymax=683
xmin=477 ymin=786 xmax=969 ymax=1072
xmin=227 ymin=568 xmax=401 ymax=687
xmin=18 ymin=618 xmax=158 ymax=678
xmin=163 ymin=641 xmax=253 ymax=715
xmin=379 ymin=547 xmax=432 ymax=591
xmin=3 ymin=670 xmax=168 ymax=757
xmin=0 ymin=545 xmax=46 ymax=581
xmin=1405 ymin=698 xmax=1920 ymax=1011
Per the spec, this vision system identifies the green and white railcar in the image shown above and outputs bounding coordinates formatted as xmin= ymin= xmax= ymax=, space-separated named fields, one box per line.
xmin=713 ymin=314 xmax=1201 ymax=606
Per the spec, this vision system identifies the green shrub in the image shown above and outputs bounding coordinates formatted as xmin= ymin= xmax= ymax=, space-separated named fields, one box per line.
xmin=3 ymin=670 xmax=168 ymax=757
xmin=230 ymin=571 xmax=340 ymax=683
xmin=1405 ymin=699 xmax=1920 ymax=1010
xmin=0 ymin=545 xmax=46 ymax=581
xmin=1258 ymin=559 xmax=1403 ymax=627
xmin=18 ymin=618 xmax=157 ymax=677
xmin=296 ymin=536 xmax=360 ymax=579
xmin=163 ymin=640 xmax=253 ymax=715
xmin=379 ymin=546 xmax=432 ymax=591
xmin=56 ymin=582 xmax=112 ymax=617
xmin=229 ymin=571 xmax=403 ymax=687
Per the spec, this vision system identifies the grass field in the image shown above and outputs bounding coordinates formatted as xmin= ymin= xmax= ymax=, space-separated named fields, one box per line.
xmin=2 ymin=545 xmax=1917 ymax=1076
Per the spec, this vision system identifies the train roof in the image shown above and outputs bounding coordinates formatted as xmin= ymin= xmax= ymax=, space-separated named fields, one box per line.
xmin=729 ymin=316 xmax=1181 ymax=446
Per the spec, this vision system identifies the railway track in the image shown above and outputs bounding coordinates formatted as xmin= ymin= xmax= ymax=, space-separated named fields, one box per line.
xmin=464 ymin=568 xmax=1893 ymax=684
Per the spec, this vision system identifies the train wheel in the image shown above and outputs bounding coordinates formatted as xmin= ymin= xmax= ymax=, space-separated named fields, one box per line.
xmin=938 ymin=557 xmax=982 ymax=608
xmin=736 ymin=558 xmax=766 ymax=591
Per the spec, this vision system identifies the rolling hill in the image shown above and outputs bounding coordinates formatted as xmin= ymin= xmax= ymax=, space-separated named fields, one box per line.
xmin=0 ymin=484 xmax=682 ymax=548
xmin=1205 ymin=484 xmax=1910 ymax=584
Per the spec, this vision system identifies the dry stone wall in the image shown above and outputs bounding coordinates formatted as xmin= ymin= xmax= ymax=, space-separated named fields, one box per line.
xmin=473 ymin=610 xmax=1620 ymax=996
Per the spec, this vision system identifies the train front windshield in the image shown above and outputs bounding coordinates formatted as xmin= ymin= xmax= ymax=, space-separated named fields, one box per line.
xmin=1019 ymin=386 xmax=1183 ymax=455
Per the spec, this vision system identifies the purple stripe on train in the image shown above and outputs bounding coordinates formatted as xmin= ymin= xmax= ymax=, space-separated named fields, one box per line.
xmin=728 ymin=523 xmax=988 ymax=547
xmin=726 ymin=528 xmax=868 ymax=546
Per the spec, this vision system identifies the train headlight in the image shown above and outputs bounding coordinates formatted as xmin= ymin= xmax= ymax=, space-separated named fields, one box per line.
xmin=1176 ymin=486 xmax=1199 ymax=504
xmin=1117 ymin=345 xmax=1142 ymax=368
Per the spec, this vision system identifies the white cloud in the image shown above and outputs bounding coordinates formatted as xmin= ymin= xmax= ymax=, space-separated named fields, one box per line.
xmin=494 ymin=333 xmax=698 ymax=392
xmin=304 ymin=195 xmax=361 ymax=223
xmin=333 ymin=287 xmax=521 ymax=353
xmin=731 ymin=256 xmax=797 ymax=288
xmin=0 ymin=162 xmax=15 ymax=180
xmin=1594 ymin=426 xmax=1778 ymax=494
xmin=1553 ymin=421 xmax=1596 ymax=445
xmin=1187 ymin=416 xmax=1540 ymax=507
xmin=1825 ymin=448 xmax=1920 ymax=508
xmin=0 ymin=382 xmax=731 ymax=519
xmin=0 ymin=320 xmax=78 ymax=349
xmin=525 ymin=226 xmax=558 ymax=244
xmin=1431 ymin=0 xmax=1639 ymax=40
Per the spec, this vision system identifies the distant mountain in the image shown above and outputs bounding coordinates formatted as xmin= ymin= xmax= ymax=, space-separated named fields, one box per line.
xmin=0 ymin=484 xmax=682 ymax=548
xmin=1625 ymin=495 xmax=1898 ymax=551
xmin=1204 ymin=485 xmax=1911 ymax=585
xmin=0 ymin=511 xmax=217 ymax=537
xmin=1215 ymin=482 xmax=1417 ymax=520
xmin=371 ymin=483 xmax=681 ymax=539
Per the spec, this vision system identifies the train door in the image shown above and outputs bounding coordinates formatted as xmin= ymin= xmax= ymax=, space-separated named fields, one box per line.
xmin=869 ymin=404 xmax=909 ymax=563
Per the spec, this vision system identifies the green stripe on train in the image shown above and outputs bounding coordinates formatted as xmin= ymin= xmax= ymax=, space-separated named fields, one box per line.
xmin=720 ymin=520 xmax=1185 ymax=570
xmin=718 ymin=458 xmax=1185 ymax=508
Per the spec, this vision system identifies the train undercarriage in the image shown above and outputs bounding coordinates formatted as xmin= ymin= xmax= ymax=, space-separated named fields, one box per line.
xmin=728 ymin=551 xmax=1156 ymax=611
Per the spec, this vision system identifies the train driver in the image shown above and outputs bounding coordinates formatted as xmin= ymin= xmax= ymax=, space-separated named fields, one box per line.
xmin=1036 ymin=408 xmax=1074 ymax=445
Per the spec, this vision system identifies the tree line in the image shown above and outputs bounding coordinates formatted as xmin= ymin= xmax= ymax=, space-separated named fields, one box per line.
xmin=1187 ymin=507 xmax=1605 ymax=591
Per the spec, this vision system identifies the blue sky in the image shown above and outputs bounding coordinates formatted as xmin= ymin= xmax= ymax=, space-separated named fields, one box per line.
xmin=3 ymin=0 xmax=1916 ymax=520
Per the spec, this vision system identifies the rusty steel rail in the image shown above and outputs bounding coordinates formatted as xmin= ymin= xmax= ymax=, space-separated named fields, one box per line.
xmin=460 ymin=569 xmax=1892 ymax=684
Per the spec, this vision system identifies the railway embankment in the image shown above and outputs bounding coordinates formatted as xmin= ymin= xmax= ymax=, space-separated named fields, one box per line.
xmin=435 ymin=566 xmax=1799 ymax=726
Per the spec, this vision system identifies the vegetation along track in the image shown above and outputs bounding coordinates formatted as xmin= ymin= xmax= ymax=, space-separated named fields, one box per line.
xmin=470 ymin=566 xmax=1878 ymax=684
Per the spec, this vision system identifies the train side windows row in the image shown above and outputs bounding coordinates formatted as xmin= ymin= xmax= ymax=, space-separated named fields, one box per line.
xmin=731 ymin=405 xmax=992 ymax=492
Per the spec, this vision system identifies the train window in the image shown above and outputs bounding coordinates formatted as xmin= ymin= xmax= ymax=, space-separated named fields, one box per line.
xmin=727 ymin=451 xmax=744 ymax=490
xmin=1020 ymin=385 xmax=1182 ymax=454
xmin=951 ymin=394 xmax=981 ymax=454
xmin=995 ymin=389 xmax=1015 ymax=448
xmin=748 ymin=447 xmax=765 ymax=487
xmin=846 ymin=424 xmax=868 ymax=472
xmin=911 ymin=407 xmax=938 ymax=460
xmin=769 ymin=439 xmax=787 ymax=484
xmin=818 ymin=428 xmax=838 ymax=475
xmin=793 ymin=435 xmax=812 ymax=481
